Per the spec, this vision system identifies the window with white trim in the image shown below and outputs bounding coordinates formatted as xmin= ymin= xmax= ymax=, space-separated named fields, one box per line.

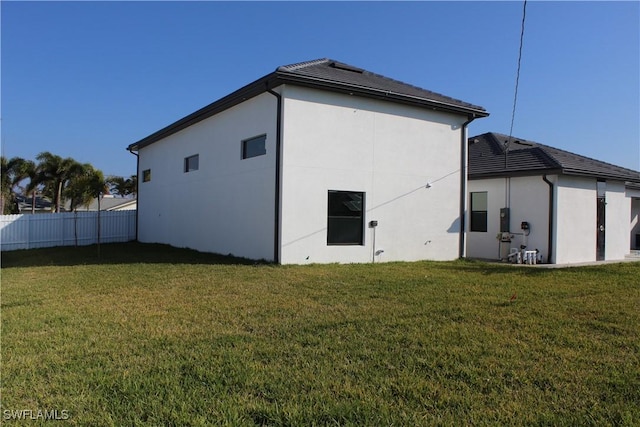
xmin=470 ymin=191 xmax=488 ymax=232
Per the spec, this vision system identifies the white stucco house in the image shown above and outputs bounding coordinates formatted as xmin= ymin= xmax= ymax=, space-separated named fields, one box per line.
xmin=127 ymin=58 xmax=488 ymax=263
xmin=466 ymin=132 xmax=640 ymax=264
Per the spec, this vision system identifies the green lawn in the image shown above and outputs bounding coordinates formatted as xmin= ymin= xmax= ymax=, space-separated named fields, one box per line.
xmin=1 ymin=243 xmax=639 ymax=426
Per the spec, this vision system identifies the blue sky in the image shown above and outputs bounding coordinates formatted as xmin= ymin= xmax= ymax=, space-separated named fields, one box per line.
xmin=2 ymin=1 xmax=639 ymax=178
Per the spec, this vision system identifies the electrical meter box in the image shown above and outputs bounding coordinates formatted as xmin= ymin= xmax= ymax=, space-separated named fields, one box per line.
xmin=500 ymin=208 xmax=510 ymax=232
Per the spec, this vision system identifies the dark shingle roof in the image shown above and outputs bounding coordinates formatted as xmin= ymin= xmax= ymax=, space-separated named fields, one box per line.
xmin=129 ymin=58 xmax=488 ymax=151
xmin=468 ymin=132 xmax=640 ymax=183
xmin=277 ymin=59 xmax=486 ymax=113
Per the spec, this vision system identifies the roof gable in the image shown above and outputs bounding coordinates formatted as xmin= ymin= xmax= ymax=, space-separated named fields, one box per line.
xmin=468 ymin=132 xmax=640 ymax=183
xmin=128 ymin=58 xmax=488 ymax=151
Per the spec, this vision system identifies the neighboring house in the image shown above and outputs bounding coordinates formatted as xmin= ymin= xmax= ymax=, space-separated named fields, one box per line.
xmin=105 ymin=198 xmax=137 ymax=211
xmin=64 ymin=196 xmax=137 ymax=212
xmin=466 ymin=132 xmax=640 ymax=264
xmin=127 ymin=58 xmax=488 ymax=264
xmin=15 ymin=195 xmax=52 ymax=213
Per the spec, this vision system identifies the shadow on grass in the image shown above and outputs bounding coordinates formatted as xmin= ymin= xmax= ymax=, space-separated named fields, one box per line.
xmin=449 ymin=257 xmax=640 ymax=277
xmin=441 ymin=258 xmax=556 ymax=276
xmin=3 ymin=242 xmax=627 ymax=276
xmin=0 ymin=242 xmax=267 ymax=268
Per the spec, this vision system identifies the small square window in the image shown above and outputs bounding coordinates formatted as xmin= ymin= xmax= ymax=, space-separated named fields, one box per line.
xmin=184 ymin=154 xmax=199 ymax=173
xmin=242 ymin=135 xmax=266 ymax=159
xmin=142 ymin=169 xmax=151 ymax=182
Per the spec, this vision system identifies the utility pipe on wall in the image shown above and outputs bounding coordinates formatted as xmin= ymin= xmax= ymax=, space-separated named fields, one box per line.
xmin=267 ymin=87 xmax=283 ymax=264
xmin=127 ymin=147 xmax=139 ymax=241
xmin=459 ymin=114 xmax=478 ymax=259
xmin=542 ymin=174 xmax=554 ymax=263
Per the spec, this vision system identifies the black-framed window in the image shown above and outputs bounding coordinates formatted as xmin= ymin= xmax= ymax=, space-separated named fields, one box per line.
xmin=242 ymin=135 xmax=266 ymax=159
xmin=184 ymin=154 xmax=199 ymax=172
xmin=470 ymin=191 xmax=488 ymax=232
xmin=142 ymin=169 xmax=151 ymax=183
xmin=327 ymin=190 xmax=365 ymax=245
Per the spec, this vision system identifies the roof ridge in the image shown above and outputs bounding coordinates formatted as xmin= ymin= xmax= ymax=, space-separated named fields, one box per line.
xmin=486 ymin=132 xmax=562 ymax=169
xmin=532 ymin=145 xmax=563 ymax=170
xmin=489 ymin=132 xmax=536 ymax=147
xmin=487 ymin=132 xmax=510 ymax=153
xmin=277 ymin=58 xmax=330 ymax=72
xmin=488 ymin=132 xmax=640 ymax=177
xmin=507 ymin=132 xmax=584 ymax=169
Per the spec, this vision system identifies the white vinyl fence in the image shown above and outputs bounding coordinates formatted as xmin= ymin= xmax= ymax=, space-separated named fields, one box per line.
xmin=0 ymin=211 xmax=136 ymax=251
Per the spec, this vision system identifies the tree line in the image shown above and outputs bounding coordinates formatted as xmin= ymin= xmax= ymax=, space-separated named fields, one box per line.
xmin=1 ymin=152 xmax=137 ymax=214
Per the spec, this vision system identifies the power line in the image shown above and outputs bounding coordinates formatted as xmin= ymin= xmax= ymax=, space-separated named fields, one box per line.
xmin=506 ymin=0 xmax=528 ymax=152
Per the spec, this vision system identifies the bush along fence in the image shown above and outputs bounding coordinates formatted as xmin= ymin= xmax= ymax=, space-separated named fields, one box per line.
xmin=0 ymin=210 xmax=136 ymax=251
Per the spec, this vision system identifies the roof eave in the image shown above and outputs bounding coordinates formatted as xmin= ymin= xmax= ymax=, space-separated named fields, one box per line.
xmin=276 ymin=71 xmax=489 ymax=118
xmin=128 ymin=72 xmax=280 ymax=151
xmin=469 ymin=168 xmax=563 ymax=180
xmin=561 ymin=169 xmax=640 ymax=183
xmin=470 ymin=167 xmax=640 ymax=183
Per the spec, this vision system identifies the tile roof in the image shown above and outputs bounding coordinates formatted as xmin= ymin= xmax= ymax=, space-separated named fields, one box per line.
xmin=277 ymin=59 xmax=487 ymax=113
xmin=468 ymin=132 xmax=640 ymax=184
xmin=129 ymin=58 xmax=487 ymax=151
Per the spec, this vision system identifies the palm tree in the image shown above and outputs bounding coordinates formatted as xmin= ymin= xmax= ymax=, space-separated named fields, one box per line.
xmin=63 ymin=164 xmax=107 ymax=247
xmin=66 ymin=164 xmax=107 ymax=211
xmin=2 ymin=156 xmax=15 ymax=213
xmin=107 ymin=175 xmax=137 ymax=197
xmin=127 ymin=175 xmax=138 ymax=198
xmin=15 ymin=160 xmax=39 ymax=214
xmin=1 ymin=156 xmax=27 ymax=214
xmin=36 ymin=152 xmax=84 ymax=213
xmin=106 ymin=175 xmax=126 ymax=197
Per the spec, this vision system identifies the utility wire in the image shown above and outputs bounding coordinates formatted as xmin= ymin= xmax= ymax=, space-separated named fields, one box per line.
xmin=506 ymin=0 xmax=528 ymax=153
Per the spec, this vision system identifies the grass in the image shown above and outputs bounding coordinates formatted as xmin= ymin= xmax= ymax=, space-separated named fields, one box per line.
xmin=1 ymin=243 xmax=639 ymax=426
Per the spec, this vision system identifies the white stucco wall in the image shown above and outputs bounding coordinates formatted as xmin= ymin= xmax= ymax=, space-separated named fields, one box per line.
xmin=604 ymin=181 xmax=630 ymax=260
xmin=509 ymin=176 xmax=553 ymax=259
xmin=552 ymin=176 xmax=596 ymax=264
xmin=554 ymin=176 xmax=631 ymax=264
xmin=137 ymin=92 xmax=277 ymax=261
xmin=466 ymin=178 xmax=506 ymax=260
xmin=466 ymin=176 xmax=552 ymax=262
xmin=278 ymin=85 xmax=468 ymax=264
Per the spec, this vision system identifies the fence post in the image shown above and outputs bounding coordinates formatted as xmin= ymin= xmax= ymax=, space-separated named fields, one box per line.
xmin=97 ymin=197 xmax=101 ymax=258
xmin=60 ymin=214 xmax=65 ymax=247
xmin=27 ymin=214 xmax=31 ymax=250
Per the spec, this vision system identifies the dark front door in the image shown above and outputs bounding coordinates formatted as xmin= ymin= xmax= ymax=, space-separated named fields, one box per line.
xmin=596 ymin=196 xmax=606 ymax=261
